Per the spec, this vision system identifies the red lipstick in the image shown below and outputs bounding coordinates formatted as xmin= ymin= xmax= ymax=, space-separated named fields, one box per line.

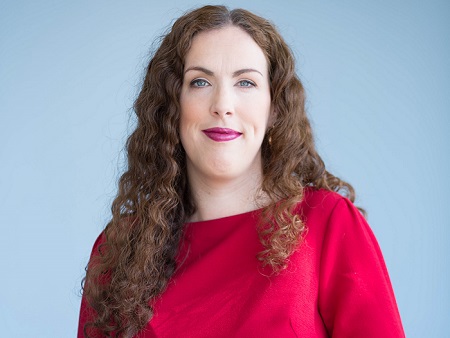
xmin=202 ymin=127 xmax=242 ymax=142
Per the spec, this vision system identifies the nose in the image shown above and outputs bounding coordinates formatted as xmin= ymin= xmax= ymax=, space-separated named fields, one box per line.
xmin=210 ymin=85 xmax=234 ymax=118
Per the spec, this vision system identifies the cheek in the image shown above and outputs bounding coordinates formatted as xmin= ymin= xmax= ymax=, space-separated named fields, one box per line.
xmin=180 ymin=90 xmax=204 ymax=124
xmin=179 ymin=104 xmax=199 ymax=150
xmin=242 ymin=99 xmax=272 ymax=133
xmin=179 ymin=113 xmax=191 ymax=146
xmin=179 ymin=95 xmax=194 ymax=127
xmin=179 ymin=108 xmax=197 ymax=135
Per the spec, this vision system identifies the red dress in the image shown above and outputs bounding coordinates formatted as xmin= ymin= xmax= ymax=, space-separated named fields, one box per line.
xmin=78 ymin=188 xmax=405 ymax=337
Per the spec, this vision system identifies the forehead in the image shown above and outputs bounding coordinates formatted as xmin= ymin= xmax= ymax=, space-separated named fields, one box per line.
xmin=184 ymin=26 xmax=268 ymax=73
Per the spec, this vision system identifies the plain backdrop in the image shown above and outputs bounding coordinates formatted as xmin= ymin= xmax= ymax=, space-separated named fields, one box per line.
xmin=1 ymin=0 xmax=448 ymax=337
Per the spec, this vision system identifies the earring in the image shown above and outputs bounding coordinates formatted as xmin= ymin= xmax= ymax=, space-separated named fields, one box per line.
xmin=268 ymin=127 xmax=273 ymax=146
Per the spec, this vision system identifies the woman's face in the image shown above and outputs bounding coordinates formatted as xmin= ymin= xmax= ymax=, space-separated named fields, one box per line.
xmin=179 ymin=25 xmax=273 ymax=185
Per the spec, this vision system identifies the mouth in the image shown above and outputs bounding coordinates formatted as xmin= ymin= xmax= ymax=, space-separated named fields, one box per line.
xmin=202 ymin=127 xmax=242 ymax=142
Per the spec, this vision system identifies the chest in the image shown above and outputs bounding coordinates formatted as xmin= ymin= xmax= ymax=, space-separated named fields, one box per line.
xmin=144 ymin=221 xmax=327 ymax=337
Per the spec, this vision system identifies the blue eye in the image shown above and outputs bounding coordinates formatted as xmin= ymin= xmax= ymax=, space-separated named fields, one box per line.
xmin=237 ymin=80 xmax=256 ymax=87
xmin=191 ymin=79 xmax=210 ymax=87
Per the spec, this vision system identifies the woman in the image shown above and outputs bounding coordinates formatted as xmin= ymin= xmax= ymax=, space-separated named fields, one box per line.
xmin=78 ymin=5 xmax=404 ymax=337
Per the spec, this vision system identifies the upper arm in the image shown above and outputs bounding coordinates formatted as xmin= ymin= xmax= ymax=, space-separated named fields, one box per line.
xmin=318 ymin=198 xmax=404 ymax=338
xmin=78 ymin=232 xmax=106 ymax=338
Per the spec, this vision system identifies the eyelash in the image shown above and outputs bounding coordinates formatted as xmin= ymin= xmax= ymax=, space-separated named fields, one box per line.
xmin=190 ymin=79 xmax=210 ymax=87
xmin=237 ymin=80 xmax=256 ymax=87
xmin=189 ymin=79 xmax=257 ymax=88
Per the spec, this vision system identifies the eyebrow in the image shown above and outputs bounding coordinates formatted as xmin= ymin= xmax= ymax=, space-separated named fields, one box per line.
xmin=184 ymin=66 xmax=263 ymax=77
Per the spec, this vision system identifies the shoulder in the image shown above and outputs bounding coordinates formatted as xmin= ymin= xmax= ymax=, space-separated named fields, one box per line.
xmin=296 ymin=188 xmax=386 ymax=280
xmin=301 ymin=189 xmax=405 ymax=336
xmin=296 ymin=186 xmax=361 ymax=222
xmin=299 ymin=186 xmax=344 ymax=209
xmin=84 ymin=232 xmax=107 ymax=267
xmin=88 ymin=216 xmax=138 ymax=256
xmin=295 ymin=187 xmax=371 ymax=249
xmin=91 ymin=231 xmax=106 ymax=253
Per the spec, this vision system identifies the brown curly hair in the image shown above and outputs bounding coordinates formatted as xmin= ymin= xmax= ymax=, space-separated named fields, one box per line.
xmin=81 ymin=5 xmax=362 ymax=337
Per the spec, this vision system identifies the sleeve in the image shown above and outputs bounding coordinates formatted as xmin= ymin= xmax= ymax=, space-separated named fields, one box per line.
xmin=318 ymin=198 xmax=405 ymax=338
xmin=77 ymin=233 xmax=106 ymax=338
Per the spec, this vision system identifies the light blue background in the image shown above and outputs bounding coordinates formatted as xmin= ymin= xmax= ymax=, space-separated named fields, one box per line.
xmin=1 ymin=0 xmax=448 ymax=337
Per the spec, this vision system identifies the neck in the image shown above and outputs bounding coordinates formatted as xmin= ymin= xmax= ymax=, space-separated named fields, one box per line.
xmin=187 ymin=171 xmax=270 ymax=222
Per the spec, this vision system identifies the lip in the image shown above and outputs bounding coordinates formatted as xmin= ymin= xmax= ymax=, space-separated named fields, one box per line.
xmin=202 ymin=127 xmax=242 ymax=142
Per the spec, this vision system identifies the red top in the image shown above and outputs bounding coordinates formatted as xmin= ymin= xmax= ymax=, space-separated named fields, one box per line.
xmin=78 ymin=188 xmax=405 ymax=337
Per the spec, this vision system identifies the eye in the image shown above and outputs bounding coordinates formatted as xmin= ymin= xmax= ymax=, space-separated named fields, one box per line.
xmin=190 ymin=79 xmax=210 ymax=87
xmin=237 ymin=80 xmax=256 ymax=87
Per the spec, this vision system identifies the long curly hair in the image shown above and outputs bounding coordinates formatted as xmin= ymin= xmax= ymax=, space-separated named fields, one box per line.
xmin=82 ymin=5 xmax=362 ymax=337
